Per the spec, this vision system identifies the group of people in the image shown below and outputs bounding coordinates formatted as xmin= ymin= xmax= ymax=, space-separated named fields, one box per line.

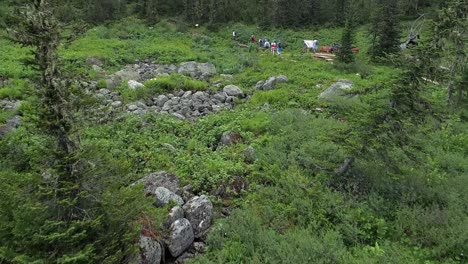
xmin=231 ymin=31 xmax=284 ymax=55
xmin=252 ymin=35 xmax=283 ymax=55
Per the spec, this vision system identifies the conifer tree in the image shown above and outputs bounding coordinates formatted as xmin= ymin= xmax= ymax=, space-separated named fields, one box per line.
xmin=338 ymin=20 xmax=355 ymax=63
xmin=4 ymin=1 xmax=141 ymax=262
xmin=432 ymin=0 xmax=467 ymax=105
xmin=369 ymin=0 xmax=401 ymax=60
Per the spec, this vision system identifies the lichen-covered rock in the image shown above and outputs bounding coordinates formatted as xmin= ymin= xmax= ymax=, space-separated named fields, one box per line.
xmin=139 ymin=235 xmax=162 ymax=264
xmin=182 ymin=195 xmax=213 ymax=238
xmin=128 ymin=80 xmax=145 ymax=89
xmin=318 ymin=79 xmax=354 ymax=100
xmin=163 ymin=206 xmax=185 ymax=230
xmin=255 ymin=75 xmax=289 ymax=90
xmin=127 ymin=104 xmax=138 ymax=111
xmin=137 ymin=171 xmax=180 ymax=194
xmin=223 ymin=85 xmax=244 ymax=97
xmin=154 ymin=187 xmax=184 ymax=207
xmin=166 ymin=218 xmax=194 ymax=257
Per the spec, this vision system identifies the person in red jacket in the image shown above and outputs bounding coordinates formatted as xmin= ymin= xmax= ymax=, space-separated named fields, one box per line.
xmin=251 ymin=35 xmax=257 ymax=43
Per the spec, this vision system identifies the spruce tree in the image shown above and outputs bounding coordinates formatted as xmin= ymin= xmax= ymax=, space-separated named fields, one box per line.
xmin=337 ymin=20 xmax=355 ymax=63
xmin=4 ymin=1 xmax=141 ymax=262
xmin=432 ymin=0 xmax=467 ymax=105
xmin=369 ymin=0 xmax=401 ymax=60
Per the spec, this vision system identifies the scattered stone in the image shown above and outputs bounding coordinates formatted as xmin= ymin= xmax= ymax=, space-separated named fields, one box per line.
xmin=154 ymin=95 xmax=169 ymax=107
xmin=255 ymin=81 xmax=265 ymax=90
xmin=172 ymin=113 xmax=186 ymax=120
xmin=213 ymin=92 xmax=226 ymax=103
xmin=255 ymin=75 xmax=289 ymax=90
xmin=193 ymin=242 xmax=207 ymax=254
xmin=182 ymin=91 xmax=192 ymax=98
xmin=92 ymin=65 xmax=103 ymax=73
xmin=178 ymin=62 xmax=216 ymax=80
xmin=86 ymin=57 xmax=103 ymax=66
xmin=276 ymin=75 xmax=289 ymax=83
xmin=99 ymin=88 xmax=110 ymax=95
xmin=220 ymin=74 xmax=234 ymax=79
xmin=111 ymin=101 xmax=122 ymax=107
xmin=139 ymin=235 xmax=162 ymax=264
xmin=127 ymin=104 xmax=139 ymax=111
xmin=182 ymin=195 xmax=213 ymax=238
xmin=166 ymin=218 xmax=194 ymax=257
xmin=115 ymin=68 xmax=141 ymax=82
xmin=128 ymin=80 xmax=145 ymax=89
xmin=154 ymin=187 xmax=184 ymax=207
xmin=218 ymin=131 xmax=242 ymax=147
xmin=223 ymin=85 xmax=244 ymax=97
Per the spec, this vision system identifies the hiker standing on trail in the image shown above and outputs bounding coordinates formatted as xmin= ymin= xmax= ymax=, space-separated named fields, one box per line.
xmin=277 ymin=41 xmax=283 ymax=55
xmin=264 ymin=39 xmax=270 ymax=49
xmin=251 ymin=35 xmax=257 ymax=43
xmin=232 ymin=31 xmax=237 ymax=40
xmin=271 ymin=40 xmax=277 ymax=54
xmin=259 ymin=38 xmax=264 ymax=47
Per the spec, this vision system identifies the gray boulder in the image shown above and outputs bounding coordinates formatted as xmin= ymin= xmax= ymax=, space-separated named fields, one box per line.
xmin=139 ymin=235 xmax=162 ymax=264
xmin=0 ymin=99 xmax=21 ymax=111
xmin=172 ymin=113 xmax=186 ymax=120
xmin=276 ymin=75 xmax=289 ymax=83
xmin=256 ymin=75 xmax=289 ymax=90
xmin=192 ymin=91 xmax=209 ymax=102
xmin=223 ymin=85 xmax=244 ymax=98
xmin=163 ymin=206 xmax=185 ymax=230
xmin=213 ymin=92 xmax=226 ymax=103
xmin=193 ymin=242 xmax=207 ymax=253
xmin=115 ymin=68 xmax=141 ymax=82
xmin=127 ymin=104 xmax=138 ymax=111
xmin=98 ymin=88 xmax=110 ymax=95
xmin=128 ymin=80 xmax=145 ymax=90
xmin=111 ymin=101 xmax=122 ymax=108
xmin=218 ymin=131 xmax=242 ymax=147
xmin=154 ymin=187 xmax=184 ymax=207
xmin=255 ymin=81 xmax=265 ymax=90
xmin=86 ymin=57 xmax=103 ymax=66
xmin=92 ymin=65 xmax=103 ymax=73
xmin=182 ymin=195 xmax=213 ymax=238
xmin=136 ymin=171 xmax=181 ymax=194
xmin=166 ymin=218 xmax=194 ymax=257
xmin=263 ymin=77 xmax=277 ymax=90
xmin=155 ymin=95 xmax=169 ymax=107
xmin=178 ymin=62 xmax=216 ymax=80
xmin=318 ymin=79 xmax=354 ymax=100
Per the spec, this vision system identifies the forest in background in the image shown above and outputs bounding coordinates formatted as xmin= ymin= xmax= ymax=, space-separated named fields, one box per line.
xmin=0 ymin=0 xmax=467 ymax=263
